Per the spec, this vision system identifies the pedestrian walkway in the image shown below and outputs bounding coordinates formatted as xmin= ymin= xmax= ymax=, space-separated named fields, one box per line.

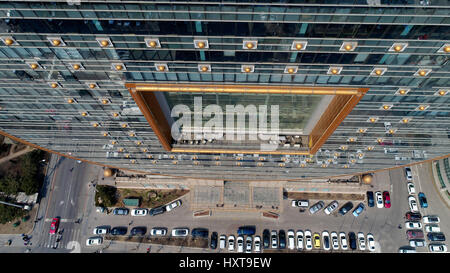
xmin=430 ymin=159 xmax=450 ymax=208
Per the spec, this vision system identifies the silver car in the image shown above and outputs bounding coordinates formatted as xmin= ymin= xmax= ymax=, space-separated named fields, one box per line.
xmin=324 ymin=201 xmax=339 ymax=215
xmin=309 ymin=201 xmax=325 ymax=214
xmin=237 ymin=236 xmax=244 ymax=252
xmin=245 ymin=236 xmax=253 ymax=253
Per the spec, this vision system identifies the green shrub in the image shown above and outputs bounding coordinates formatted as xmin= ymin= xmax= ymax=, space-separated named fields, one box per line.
xmin=95 ymin=185 xmax=117 ymax=207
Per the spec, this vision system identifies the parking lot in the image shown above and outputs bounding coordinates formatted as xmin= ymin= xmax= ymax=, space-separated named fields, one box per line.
xmin=80 ymin=162 xmax=448 ymax=253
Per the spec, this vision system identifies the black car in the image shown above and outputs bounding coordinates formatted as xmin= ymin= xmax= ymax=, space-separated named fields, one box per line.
xmin=367 ymin=191 xmax=374 ymax=207
xmin=191 ymin=228 xmax=209 ymax=239
xmin=149 ymin=206 xmax=166 ymax=216
xmin=111 ymin=226 xmax=127 ymax=235
xmin=338 ymin=202 xmax=354 ymax=216
xmin=210 ymin=232 xmax=218 ymax=249
xmin=427 ymin=233 xmax=446 ymax=242
xmin=279 ymin=230 xmax=286 ymax=249
xmin=130 ymin=226 xmax=147 ymax=236
xmin=348 ymin=232 xmax=357 ymax=250
xmin=405 ymin=212 xmax=421 ymax=221
xmin=113 ymin=208 xmax=129 ymax=215
xmin=262 ymin=229 xmax=270 ymax=249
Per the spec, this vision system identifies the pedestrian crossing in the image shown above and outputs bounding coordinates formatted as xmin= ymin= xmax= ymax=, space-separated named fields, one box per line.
xmin=44 ymin=227 xmax=81 ymax=249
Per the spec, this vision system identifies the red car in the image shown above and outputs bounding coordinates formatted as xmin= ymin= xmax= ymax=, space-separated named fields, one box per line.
xmin=49 ymin=217 xmax=60 ymax=234
xmin=383 ymin=191 xmax=391 ymax=208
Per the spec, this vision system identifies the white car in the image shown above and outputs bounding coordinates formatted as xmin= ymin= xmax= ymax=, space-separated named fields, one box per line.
xmin=305 ymin=230 xmax=313 ymax=250
xmin=93 ymin=226 xmax=109 ymax=235
xmin=296 ymin=230 xmax=304 ymax=250
xmin=405 ymin=167 xmax=413 ymax=181
xmin=86 ymin=236 xmax=103 ymax=246
xmin=324 ymin=201 xmax=339 ymax=215
xmin=150 ymin=228 xmax=167 ymax=236
xmin=423 ymin=215 xmax=440 ymax=224
xmin=219 ymin=235 xmax=226 ymax=249
xmin=322 ymin=231 xmax=330 ymax=251
xmin=171 ymin=228 xmax=189 ymax=237
xmin=339 ymin=232 xmax=348 ymax=250
xmin=166 ymin=200 xmax=182 ymax=211
xmin=405 ymin=221 xmax=423 ymax=229
xmin=287 ymin=230 xmax=295 ymax=250
xmin=375 ymin=191 xmax=384 ymax=208
xmin=228 ymin=235 xmax=235 ymax=251
xmin=366 ymin=233 xmax=376 ymax=252
xmin=409 ymin=239 xmax=426 ymax=247
xmin=254 ymin=236 xmax=261 ymax=253
xmin=429 ymin=244 xmax=447 ymax=252
xmin=237 ymin=236 xmax=244 ymax=252
xmin=245 ymin=236 xmax=253 ymax=253
xmin=271 ymin=230 xmax=278 ymax=249
xmin=358 ymin=232 xmax=366 ymax=251
xmin=291 ymin=200 xmax=309 ymax=208
xmin=408 ymin=196 xmax=419 ymax=212
xmin=331 ymin=232 xmax=339 ymax=250
xmin=131 ymin=208 xmax=148 ymax=216
xmin=407 ymin=183 xmax=416 ymax=195
xmin=425 ymin=224 xmax=441 ymax=233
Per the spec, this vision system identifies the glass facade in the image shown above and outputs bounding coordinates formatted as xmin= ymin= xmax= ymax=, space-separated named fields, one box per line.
xmin=0 ymin=1 xmax=449 ymax=180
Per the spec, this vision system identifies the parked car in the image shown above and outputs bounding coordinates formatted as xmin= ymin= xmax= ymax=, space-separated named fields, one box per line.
xmin=367 ymin=233 xmax=375 ymax=252
xmin=375 ymin=191 xmax=384 ymax=208
xmin=237 ymin=226 xmax=256 ymax=236
xmin=149 ymin=206 xmax=166 ymax=216
xmin=228 ymin=235 xmax=235 ymax=251
xmin=398 ymin=246 xmax=416 ymax=253
xmin=95 ymin=207 xmax=105 ymax=213
xmin=324 ymin=201 xmax=339 ymax=215
xmin=305 ymin=230 xmax=313 ymax=250
xmin=210 ymin=232 xmax=218 ymax=249
xmin=383 ymin=191 xmax=391 ymax=208
xmin=86 ymin=236 xmax=103 ymax=246
xmin=287 ymin=230 xmax=295 ymax=250
xmin=130 ymin=226 xmax=147 ymax=236
xmin=291 ymin=200 xmax=309 ymax=208
xmin=405 ymin=167 xmax=413 ymax=181
xmin=171 ymin=228 xmax=189 ymax=237
xmin=131 ymin=208 xmax=148 ymax=216
xmin=219 ymin=235 xmax=226 ymax=249
xmin=331 ymin=232 xmax=339 ymax=250
xmin=428 ymin=244 xmax=447 ymax=252
xmin=406 ymin=212 xmax=422 ymax=221
xmin=407 ymin=183 xmax=416 ymax=194
xmin=348 ymin=232 xmax=357 ymax=250
xmin=166 ymin=200 xmax=182 ymax=212
xmin=408 ymin=196 xmax=419 ymax=212
xmin=237 ymin=236 xmax=244 ymax=253
xmin=254 ymin=236 xmax=261 ymax=253
xmin=245 ymin=236 xmax=253 ymax=253
xmin=322 ymin=231 xmax=330 ymax=251
xmin=367 ymin=191 xmax=374 ymax=207
xmin=406 ymin=230 xmax=424 ymax=240
xmin=309 ymin=201 xmax=325 ymax=214
xmin=110 ymin=226 xmax=127 ymax=236
xmin=49 ymin=217 xmax=60 ymax=234
xmin=405 ymin=221 xmax=423 ymax=229
xmin=425 ymin=224 xmax=441 ymax=233
xmin=338 ymin=202 xmax=354 ymax=216
xmin=263 ymin=229 xmax=270 ymax=249
xmin=427 ymin=233 xmax=446 ymax=242
xmin=339 ymin=232 xmax=348 ymax=250
xmin=423 ymin=215 xmax=440 ymax=224
xmin=352 ymin=203 xmax=365 ymax=217
xmin=418 ymin=192 xmax=428 ymax=208
xmin=357 ymin=232 xmax=366 ymax=250
xmin=113 ymin=208 xmax=129 ymax=216
xmin=93 ymin=226 xmax=110 ymax=235
xmin=271 ymin=230 xmax=278 ymax=249
xmin=313 ymin=233 xmax=321 ymax=249
xmin=409 ymin=239 xmax=426 ymax=247
xmin=279 ymin=230 xmax=286 ymax=249
xmin=296 ymin=230 xmax=304 ymax=250
xmin=150 ymin=227 xmax=167 ymax=236
xmin=191 ymin=228 xmax=209 ymax=238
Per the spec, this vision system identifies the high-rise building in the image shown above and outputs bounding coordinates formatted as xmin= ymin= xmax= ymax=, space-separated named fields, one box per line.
xmin=0 ymin=1 xmax=449 ymax=181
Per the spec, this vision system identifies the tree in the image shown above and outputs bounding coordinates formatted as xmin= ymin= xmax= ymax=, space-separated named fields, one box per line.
xmin=95 ymin=185 xmax=117 ymax=207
